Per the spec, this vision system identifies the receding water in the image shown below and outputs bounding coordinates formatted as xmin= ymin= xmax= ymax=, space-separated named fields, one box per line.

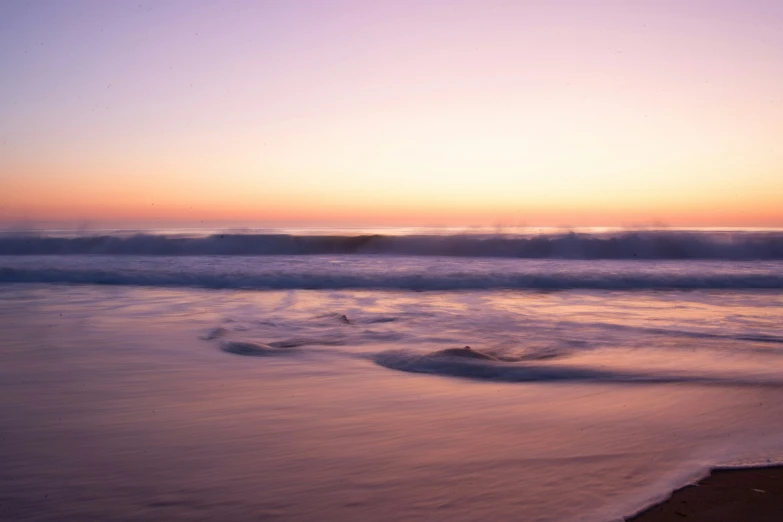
xmin=2 ymin=232 xmax=783 ymax=521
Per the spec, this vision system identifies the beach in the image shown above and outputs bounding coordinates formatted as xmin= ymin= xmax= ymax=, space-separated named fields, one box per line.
xmin=629 ymin=466 xmax=783 ymax=521
xmin=1 ymin=242 xmax=782 ymax=522
xmin=4 ymin=0 xmax=782 ymax=517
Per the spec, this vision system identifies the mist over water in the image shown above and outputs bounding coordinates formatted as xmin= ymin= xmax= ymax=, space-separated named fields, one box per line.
xmin=2 ymin=228 xmax=783 ymax=521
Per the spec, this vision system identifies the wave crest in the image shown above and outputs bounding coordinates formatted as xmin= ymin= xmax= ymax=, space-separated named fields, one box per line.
xmin=2 ymin=231 xmax=783 ymax=259
xmin=2 ymin=266 xmax=781 ymax=290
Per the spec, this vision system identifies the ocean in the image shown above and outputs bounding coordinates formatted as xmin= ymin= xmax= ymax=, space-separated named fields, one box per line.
xmin=1 ymin=228 xmax=782 ymax=521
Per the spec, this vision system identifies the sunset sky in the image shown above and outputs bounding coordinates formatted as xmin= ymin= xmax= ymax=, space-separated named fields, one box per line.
xmin=1 ymin=0 xmax=782 ymax=228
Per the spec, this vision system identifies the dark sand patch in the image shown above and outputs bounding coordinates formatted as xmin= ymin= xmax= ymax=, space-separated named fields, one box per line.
xmin=628 ymin=466 xmax=783 ymax=521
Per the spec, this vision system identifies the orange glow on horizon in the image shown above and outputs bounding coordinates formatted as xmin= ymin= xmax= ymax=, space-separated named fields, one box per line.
xmin=2 ymin=1 xmax=782 ymax=229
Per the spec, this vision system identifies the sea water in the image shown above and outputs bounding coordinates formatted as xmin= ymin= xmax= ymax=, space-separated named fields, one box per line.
xmin=1 ymin=228 xmax=782 ymax=521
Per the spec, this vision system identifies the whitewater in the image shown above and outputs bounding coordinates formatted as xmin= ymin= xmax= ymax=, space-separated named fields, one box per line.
xmin=2 ymin=228 xmax=783 ymax=521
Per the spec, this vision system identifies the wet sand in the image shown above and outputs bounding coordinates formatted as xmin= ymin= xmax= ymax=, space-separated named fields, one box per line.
xmin=628 ymin=466 xmax=783 ymax=521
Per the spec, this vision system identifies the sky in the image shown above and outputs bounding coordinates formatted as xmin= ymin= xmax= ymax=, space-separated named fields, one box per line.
xmin=1 ymin=0 xmax=782 ymax=228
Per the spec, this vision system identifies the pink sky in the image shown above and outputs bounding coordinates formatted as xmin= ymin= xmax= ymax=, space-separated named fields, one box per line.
xmin=2 ymin=0 xmax=782 ymax=227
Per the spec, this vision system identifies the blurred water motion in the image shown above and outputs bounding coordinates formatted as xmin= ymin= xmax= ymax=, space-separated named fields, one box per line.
xmin=1 ymin=280 xmax=782 ymax=521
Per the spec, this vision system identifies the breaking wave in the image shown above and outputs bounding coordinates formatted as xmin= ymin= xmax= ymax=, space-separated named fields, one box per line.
xmin=2 ymin=266 xmax=782 ymax=290
xmin=2 ymin=230 xmax=783 ymax=259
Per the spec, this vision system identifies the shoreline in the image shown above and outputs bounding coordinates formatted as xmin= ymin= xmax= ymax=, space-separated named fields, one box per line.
xmin=626 ymin=465 xmax=783 ymax=521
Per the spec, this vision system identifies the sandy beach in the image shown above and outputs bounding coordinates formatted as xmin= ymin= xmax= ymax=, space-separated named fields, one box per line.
xmin=628 ymin=466 xmax=783 ymax=521
xmin=4 ymin=0 xmax=783 ymax=518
